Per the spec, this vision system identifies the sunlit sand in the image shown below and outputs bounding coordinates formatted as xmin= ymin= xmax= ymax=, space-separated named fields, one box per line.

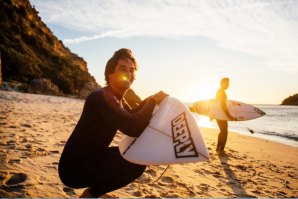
xmin=0 ymin=91 xmax=297 ymax=198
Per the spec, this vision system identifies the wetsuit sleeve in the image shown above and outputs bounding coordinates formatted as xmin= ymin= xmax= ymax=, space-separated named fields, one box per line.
xmin=92 ymin=94 xmax=157 ymax=137
xmin=122 ymin=97 xmax=152 ymax=114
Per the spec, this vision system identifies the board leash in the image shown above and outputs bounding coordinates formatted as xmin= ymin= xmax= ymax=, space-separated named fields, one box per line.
xmin=152 ymin=165 xmax=171 ymax=183
xmin=238 ymin=122 xmax=255 ymax=134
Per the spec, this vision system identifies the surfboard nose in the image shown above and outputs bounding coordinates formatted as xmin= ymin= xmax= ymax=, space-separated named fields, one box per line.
xmin=255 ymin=107 xmax=266 ymax=116
xmin=200 ymin=145 xmax=210 ymax=161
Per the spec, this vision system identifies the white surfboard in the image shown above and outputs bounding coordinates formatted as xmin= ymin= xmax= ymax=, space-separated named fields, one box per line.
xmin=192 ymin=99 xmax=265 ymax=121
xmin=119 ymin=97 xmax=209 ymax=165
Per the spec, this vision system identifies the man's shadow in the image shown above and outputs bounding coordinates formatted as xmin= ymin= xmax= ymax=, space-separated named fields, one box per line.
xmin=217 ymin=152 xmax=256 ymax=198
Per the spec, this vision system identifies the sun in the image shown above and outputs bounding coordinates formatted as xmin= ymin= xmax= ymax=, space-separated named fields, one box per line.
xmin=198 ymin=83 xmax=217 ymax=100
xmin=183 ymin=81 xmax=218 ymax=102
xmin=197 ymin=116 xmax=213 ymax=128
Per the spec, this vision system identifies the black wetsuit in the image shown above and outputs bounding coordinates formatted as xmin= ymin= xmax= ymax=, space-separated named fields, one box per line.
xmin=216 ymin=88 xmax=228 ymax=150
xmin=58 ymin=86 xmax=156 ymax=197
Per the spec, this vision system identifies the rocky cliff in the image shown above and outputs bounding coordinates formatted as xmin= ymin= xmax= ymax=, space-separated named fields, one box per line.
xmin=0 ymin=52 xmax=2 ymax=85
xmin=0 ymin=0 xmax=143 ymax=105
xmin=0 ymin=0 xmax=99 ymax=96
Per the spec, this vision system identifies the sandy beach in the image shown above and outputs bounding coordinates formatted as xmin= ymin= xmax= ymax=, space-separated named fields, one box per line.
xmin=0 ymin=90 xmax=297 ymax=198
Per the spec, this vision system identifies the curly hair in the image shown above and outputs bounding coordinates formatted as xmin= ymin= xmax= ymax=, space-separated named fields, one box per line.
xmin=104 ymin=48 xmax=138 ymax=85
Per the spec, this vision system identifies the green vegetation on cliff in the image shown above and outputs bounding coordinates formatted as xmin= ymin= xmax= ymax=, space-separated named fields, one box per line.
xmin=281 ymin=93 xmax=298 ymax=105
xmin=0 ymin=0 xmax=98 ymax=95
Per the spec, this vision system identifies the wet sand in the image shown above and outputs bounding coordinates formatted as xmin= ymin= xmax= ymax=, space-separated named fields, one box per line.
xmin=0 ymin=90 xmax=297 ymax=198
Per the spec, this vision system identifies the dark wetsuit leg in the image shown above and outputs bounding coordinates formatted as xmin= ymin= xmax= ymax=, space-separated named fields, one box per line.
xmin=216 ymin=120 xmax=228 ymax=150
xmin=58 ymin=147 xmax=146 ymax=197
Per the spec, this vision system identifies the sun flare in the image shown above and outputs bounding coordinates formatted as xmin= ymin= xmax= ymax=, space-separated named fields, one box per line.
xmin=184 ymin=81 xmax=218 ymax=103
xmin=197 ymin=116 xmax=213 ymax=128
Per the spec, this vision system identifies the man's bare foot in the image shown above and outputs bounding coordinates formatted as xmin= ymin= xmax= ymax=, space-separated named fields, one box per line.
xmin=79 ymin=188 xmax=94 ymax=198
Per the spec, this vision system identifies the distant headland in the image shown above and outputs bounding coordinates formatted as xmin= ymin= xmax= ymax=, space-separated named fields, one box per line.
xmin=281 ymin=93 xmax=298 ymax=105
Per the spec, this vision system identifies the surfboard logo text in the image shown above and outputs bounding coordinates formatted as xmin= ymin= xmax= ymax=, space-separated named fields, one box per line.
xmin=171 ymin=112 xmax=198 ymax=158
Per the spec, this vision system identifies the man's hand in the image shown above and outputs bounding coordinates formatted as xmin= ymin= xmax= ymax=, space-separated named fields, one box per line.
xmin=189 ymin=107 xmax=195 ymax=112
xmin=225 ymin=110 xmax=237 ymax=121
xmin=229 ymin=115 xmax=238 ymax=121
xmin=151 ymin=91 xmax=168 ymax=105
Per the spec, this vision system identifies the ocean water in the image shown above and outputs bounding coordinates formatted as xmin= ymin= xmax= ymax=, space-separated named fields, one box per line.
xmin=193 ymin=105 xmax=298 ymax=147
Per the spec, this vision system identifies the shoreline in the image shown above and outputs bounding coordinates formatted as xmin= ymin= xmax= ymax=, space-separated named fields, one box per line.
xmin=201 ymin=124 xmax=298 ymax=148
xmin=194 ymin=113 xmax=298 ymax=148
xmin=199 ymin=127 xmax=298 ymax=167
xmin=0 ymin=90 xmax=297 ymax=198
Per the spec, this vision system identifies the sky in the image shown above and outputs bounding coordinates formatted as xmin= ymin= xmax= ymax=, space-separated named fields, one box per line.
xmin=30 ymin=0 xmax=298 ymax=104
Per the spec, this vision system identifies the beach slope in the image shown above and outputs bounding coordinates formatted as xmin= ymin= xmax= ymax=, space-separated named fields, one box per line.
xmin=0 ymin=91 xmax=297 ymax=198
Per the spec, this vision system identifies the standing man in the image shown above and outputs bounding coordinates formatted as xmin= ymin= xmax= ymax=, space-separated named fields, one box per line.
xmin=215 ymin=77 xmax=235 ymax=153
xmin=58 ymin=48 xmax=168 ymax=198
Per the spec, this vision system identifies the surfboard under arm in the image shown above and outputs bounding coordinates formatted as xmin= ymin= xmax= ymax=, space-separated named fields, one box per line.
xmin=119 ymin=97 xmax=209 ymax=165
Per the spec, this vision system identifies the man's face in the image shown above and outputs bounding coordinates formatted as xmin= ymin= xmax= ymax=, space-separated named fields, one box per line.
xmin=221 ymin=80 xmax=229 ymax=90
xmin=108 ymin=58 xmax=135 ymax=90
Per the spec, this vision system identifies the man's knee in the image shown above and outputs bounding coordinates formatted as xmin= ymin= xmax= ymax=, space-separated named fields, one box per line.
xmin=134 ymin=164 xmax=146 ymax=178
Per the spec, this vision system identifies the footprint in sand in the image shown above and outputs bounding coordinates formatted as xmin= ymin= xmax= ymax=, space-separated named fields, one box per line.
xmin=0 ymin=184 xmax=25 ymax=193
xmin=6 ymin=140 xmax=16 ymax=145
xmin=0 ymin=172 xmax=7 ymax=182
xmin=20 ymin=156 xmax=27 ymax=160
xmin=50 ymin=150 xmax=60 ymax=154
xmin=196 ymin=183 xmax=210 ymax=191
xmin=4 ymin=173 xmax=27 ymax=186
xmin=287 ymin=172 xmax=297 ymax=179
xmin=194 ymin=168 xmax=207 ymax=175
xmin=176 ymin=181 xmax=195 ymax=194
xmin=144 ymin=168 xmax=157 ymax=177
xmin=144 ymin=194 xmax=159 ymax=198
xmin=132 ymin=190 xmax=142 ymax=197
xmin=6 ymin=144 xmax=16 ymax=150
xmin=45 ymin=165 xmax=58 ymax=170
xmin=160 ymin=176 xmax=174 ymax=184
xmin=136 ymin=175 xmax=152 ymax=184
xmin=20 ymin=124 xmax=32 ymax=128
xmin=8 ymin=159 xmax=22 ymax=164
xmin=20 ymin=138 xmax=28 ymax=143
xmin=160 ymin=191 xmax=180 ymax=198
xmin=55 ymin=141 xmax=66 ymax=147
xmin=25 ymin=144 xmax=36 ymax=152
xmin=63 ymin=187 xmax=76 ymax=196
xmin=235 ymin=164 xmax=248 ymax=171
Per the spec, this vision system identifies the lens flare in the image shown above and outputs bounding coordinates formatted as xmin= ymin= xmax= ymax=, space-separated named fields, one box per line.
xmin=120 ymin=75 xmax=130 ymax=82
